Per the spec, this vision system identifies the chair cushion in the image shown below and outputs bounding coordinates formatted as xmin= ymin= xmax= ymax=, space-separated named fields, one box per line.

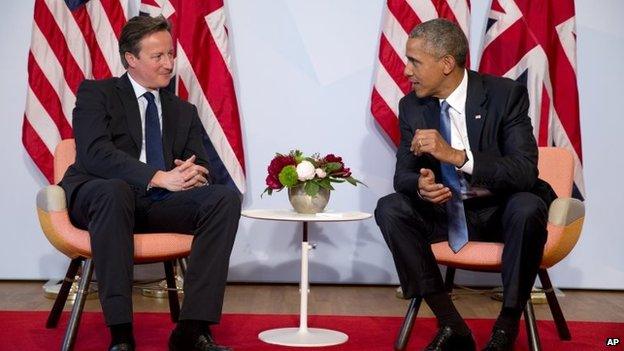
xmin=432 ymin=242 xmax=504 ymax=271
xmin=39 ymin=209 xmax=192 ymax=264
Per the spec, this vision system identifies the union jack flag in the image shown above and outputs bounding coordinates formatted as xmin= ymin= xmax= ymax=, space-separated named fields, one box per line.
xmin=140 ymin=0 xmax=246 ymax=193
xmin=371 ymin=0 xmax=470 ymax=146
xmin=479 ymin=0 xmax=584 ymax=197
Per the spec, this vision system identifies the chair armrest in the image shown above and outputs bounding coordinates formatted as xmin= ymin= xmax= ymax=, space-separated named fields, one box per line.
xmin=548 ymin=197 xmax=585 ymax=226
xmin=541 ymin=197 xmax=585 ymax=268
xmin=36 ymin=185 xmax=67 ymax=212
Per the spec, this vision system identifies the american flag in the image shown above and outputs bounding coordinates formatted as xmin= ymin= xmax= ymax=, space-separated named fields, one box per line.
xmin=22 ymin=0 xmax=129 ymax=184
xmin=479 ymin=0 xmax=584 ymax=197
xmin=371 ymin=0 xmax=470 ymax=146
xmin=140 ymin=0 xmax=246 ymax=193
xmin=22 ymin=0 xmax=246 ymax=193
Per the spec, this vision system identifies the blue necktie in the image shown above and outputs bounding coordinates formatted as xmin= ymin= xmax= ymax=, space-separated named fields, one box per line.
xmin=143 ymin=91 xmax=165 ymax=171
xmin=439 ymin=101 xmax=469 ymax=253
xmin=143 ymin=92 xmax=170 ymax=201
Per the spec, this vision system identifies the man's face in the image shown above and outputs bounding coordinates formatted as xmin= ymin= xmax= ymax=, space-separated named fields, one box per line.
xmin=404 ymin=38 xmax=446 ymax=98
xmin=126 ymin=30 xmax=174 ymax=90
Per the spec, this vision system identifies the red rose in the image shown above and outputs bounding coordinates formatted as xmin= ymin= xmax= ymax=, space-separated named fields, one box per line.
xmin=323 ymin=154 xmax=343 ymax=164
xmin=335 ymin=167 xmax=351 ymax=178
xmin=265 ymin=174 xmax=282 ymax=190
xmin=266 ymin=154 xmax=296 ymax=189
xmin=323 ymin=154 xmax=350 ymax=177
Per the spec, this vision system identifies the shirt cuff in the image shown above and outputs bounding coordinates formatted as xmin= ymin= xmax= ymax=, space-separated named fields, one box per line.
xmin=458 ymin=150 xmax=474 ymax=175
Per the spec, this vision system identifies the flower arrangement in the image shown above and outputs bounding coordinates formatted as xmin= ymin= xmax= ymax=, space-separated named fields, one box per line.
xmin=263 ymin=150 xmax=363 ymax=197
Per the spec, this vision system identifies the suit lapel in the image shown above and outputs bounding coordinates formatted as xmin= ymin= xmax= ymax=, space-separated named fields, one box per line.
xmin=423 ymin=97 xmax=440 ymax=131
xmin=465 ymin=70 xmax=487 ymax=150
xmin=160 ymin=90 xmax=178 ymax=168
xmin=116 ymin=74 xmax=142 ymax=152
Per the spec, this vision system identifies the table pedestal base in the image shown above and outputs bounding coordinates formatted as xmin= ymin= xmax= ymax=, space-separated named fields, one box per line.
xmin=258 ymin=327 xmax=348 ymax=347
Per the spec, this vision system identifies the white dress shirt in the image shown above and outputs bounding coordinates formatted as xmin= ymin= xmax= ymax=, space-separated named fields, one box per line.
xmin=441 ymin=69 xmax=473 ymax=174
xmin=440 ymin=69 xmax=491 ymax=199
xmin=127 ymin=73 xmax=163 ymax=164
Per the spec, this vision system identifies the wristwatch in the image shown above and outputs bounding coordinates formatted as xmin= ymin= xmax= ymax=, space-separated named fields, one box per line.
xmin=459 ymin=150 xmax=469 ymax=168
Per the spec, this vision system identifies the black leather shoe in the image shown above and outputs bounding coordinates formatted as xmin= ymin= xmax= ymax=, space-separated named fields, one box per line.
xmin=109 ymin=343 xmax=134 ymax=351
xmin=481 ymin=328 xmax=516 ymax=351
xmin=169 ymin=327 xmax=232 ymax=351
xmin=425 ymin=326 xmax=475 ymax=351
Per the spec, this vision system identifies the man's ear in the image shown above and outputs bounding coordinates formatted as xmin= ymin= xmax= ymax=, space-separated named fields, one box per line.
xmin=442 ymin=54 xmax=456 ymax=75
xmin=125 ymin=52 xmax=137 ymax=68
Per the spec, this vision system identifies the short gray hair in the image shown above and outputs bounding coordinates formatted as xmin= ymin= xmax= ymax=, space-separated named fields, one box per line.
xmin=409 ymin=18 xmax=468 ymax=68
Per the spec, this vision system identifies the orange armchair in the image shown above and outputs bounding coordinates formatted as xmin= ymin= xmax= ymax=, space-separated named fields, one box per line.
xmin=36 ymin=139 xmax=193 ymax=351
xmin=395 ymin=147 xmax=585 ymax=351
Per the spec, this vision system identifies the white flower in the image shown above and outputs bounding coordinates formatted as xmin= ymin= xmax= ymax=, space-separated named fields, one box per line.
xmin=315 ymin=168 xmax=327 ymax=178
xmin=296 ymin=161 xmax=316 ymax=181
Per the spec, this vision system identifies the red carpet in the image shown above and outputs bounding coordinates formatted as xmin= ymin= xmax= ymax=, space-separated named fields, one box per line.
xmin=0 ymin=311 xmax=621 ymax=350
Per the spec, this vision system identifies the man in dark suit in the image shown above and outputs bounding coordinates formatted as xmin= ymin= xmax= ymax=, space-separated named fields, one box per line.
xmin=60 ymin=15 xmax=240 ymax=351
xmin=375 ymin=19 xmax=556 ymax=351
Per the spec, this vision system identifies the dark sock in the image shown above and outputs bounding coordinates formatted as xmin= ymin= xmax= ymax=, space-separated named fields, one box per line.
xmin=494 ymin=307 xmax=522 ymax=335
xmin=109 ymin=323 xmax=134 ymax=346
xmin=177 ymin=319 xmax=210 ymax=338
xmin=424 ymin=291 xmax=470 ymax=336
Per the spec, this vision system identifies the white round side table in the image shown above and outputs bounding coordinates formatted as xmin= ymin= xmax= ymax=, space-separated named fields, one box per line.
xmin=241 ymin=209 xmax=372 ymax=347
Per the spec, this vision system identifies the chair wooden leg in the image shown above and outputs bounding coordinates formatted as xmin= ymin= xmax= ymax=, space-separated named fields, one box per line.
xmin=164 ymin=260 xmax=181 ymax=323
xmin=47 ymin=258 xmax=83 ymax=328
xmin=444 ymin=267 xmax=456 ymax=293
xmin=61 ymin=258 xmax=94 ymax=351
xmin=394 ymin=297 xmax=422 ymax=351
xmin=524 ymin=299 xmax=541 ymax=351
xmin=538 ymin=269 xmax=571 ymax=340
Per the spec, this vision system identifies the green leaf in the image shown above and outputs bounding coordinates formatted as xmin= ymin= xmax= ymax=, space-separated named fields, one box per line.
xmin=292 ymin=150 xmax=304 ymax=164
xmin=325 ymin=162 xmax=342 ymax=173
xmin=304 ymin=181 xmax=320 ymax=197
xmin=329 ymin=178 xmax=345 ymax=183
xmin=304 ymin=157 xmax=318 ymax=167
xmin=345 ymin=176 xmax=367 ymax=187
xmin=317 ymin=178 xmax=332 ymax=189
xmin=345 ymin=176 xmax=357 ymax=186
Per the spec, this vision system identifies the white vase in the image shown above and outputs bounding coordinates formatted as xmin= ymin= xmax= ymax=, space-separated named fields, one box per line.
xmin=288 ymin=185 xmax=330 ymax=214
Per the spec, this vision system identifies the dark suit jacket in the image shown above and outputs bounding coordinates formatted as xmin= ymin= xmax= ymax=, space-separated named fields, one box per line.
xmin=393 ymin=70 xmax=556 ymax=206
xmin=60 ymin=73 xmax=213 ymax=204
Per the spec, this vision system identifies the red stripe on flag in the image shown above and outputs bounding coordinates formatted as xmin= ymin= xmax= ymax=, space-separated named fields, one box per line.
xmin=371 ymin=89 xmax=401 ymax=146
xmin=176 ymin=6 xmax=245 ymax=171
xmin=33 ymin=0 xmax=85 ymax=93
xmin=142 ymin=0 xmax=159 ymax=7
xmin=71 ymin=5 xmax=113 ymax=79
xmin=99 ymin=0 xmax=126 ymax=38
xmin=387 ymin=0 xmax=421 ymax=33
xmin=177 ymin=77 xmax=189 ymax=102
xmin=479 ymin=20 xmax=536 ymax=75
xmin=434 ymin=0 xmax=457 ymax=22
xmin=491 ymin=0 xmax=505 ymax=13
xmin=206 ymin=0 xmax=225 ymax=16
xmin=549 ymin=50 xmax=582 ymax=161
xmin=378 ymin=35 xmax=411 ymax=94
xmin=22 ymin=117 xmax=55 ymax=183
xmin=27 ymin=53 xmax=73 ymax=137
